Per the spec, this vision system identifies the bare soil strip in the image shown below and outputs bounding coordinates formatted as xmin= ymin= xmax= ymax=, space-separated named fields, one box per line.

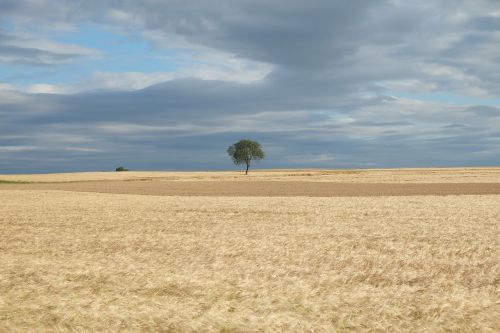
xmin=2 ymin=180 xmax=500 ymax=196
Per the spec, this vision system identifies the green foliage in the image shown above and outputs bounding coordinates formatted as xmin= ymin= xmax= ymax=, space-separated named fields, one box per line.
xmin=115 ymin=166 xmax=129 ymax=172
xmin=227 ymin=139 xmax=265 ymax=174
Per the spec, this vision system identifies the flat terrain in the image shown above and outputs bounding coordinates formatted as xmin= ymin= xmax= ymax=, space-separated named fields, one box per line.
xmin=3 ymin=180 xmax=500 ymax=196
xmin=1 ymin=167 xmax=500 ymax=183
xmin=1 ymin=168 xmax=499 ymax=332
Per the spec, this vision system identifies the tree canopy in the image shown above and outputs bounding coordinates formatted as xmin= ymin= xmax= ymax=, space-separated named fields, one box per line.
xmin=227 ymin=139 xmax=265 ymax=175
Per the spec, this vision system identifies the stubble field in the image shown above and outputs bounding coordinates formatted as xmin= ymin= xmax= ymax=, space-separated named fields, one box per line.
xmin=1 ymin=168 xmax=499 ymax=332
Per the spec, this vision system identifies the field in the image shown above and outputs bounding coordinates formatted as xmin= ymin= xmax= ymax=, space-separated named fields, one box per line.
xmin=1 ymin=168 xmax=499 ymax=332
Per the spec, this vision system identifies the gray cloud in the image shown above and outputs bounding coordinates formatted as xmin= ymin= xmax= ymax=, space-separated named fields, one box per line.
xmin=1 ymin=0 xmax=499 ymax=172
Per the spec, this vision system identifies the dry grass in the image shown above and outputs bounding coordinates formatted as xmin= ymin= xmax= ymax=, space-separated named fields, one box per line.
xmin=1 ymin=167 xmax=500 ymax=183
xmin=1 ymin=189 xmax=499 ymax=332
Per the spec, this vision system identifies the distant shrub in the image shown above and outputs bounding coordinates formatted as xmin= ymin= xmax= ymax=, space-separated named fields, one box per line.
xmin=115 ymin=166 xmax=129 ymax=172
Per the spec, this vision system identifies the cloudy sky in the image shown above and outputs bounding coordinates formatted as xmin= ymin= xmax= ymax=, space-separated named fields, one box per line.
xmin=1 ymin=0 xmax=499 ymax=173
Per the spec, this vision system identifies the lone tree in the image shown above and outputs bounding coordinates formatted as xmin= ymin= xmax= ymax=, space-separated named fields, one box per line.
xmin=227 ymin=139 xmax=265 ymax=175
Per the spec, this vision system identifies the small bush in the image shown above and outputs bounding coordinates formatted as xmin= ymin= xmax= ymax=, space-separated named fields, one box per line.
xmin=115 ymin=166 xmax=129 ymax=172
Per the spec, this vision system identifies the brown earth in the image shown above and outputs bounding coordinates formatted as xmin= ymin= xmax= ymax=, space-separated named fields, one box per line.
xmin=2 ymin=179 xmax=500 ymax=196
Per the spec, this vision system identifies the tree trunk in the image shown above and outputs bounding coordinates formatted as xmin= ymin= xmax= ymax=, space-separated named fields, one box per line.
xmin=245 ymin=163 xmax=249 ymax=175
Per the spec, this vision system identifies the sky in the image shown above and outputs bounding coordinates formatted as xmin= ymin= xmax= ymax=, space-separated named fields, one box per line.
xmin=0 ymin=0 xmax=499 ymax=173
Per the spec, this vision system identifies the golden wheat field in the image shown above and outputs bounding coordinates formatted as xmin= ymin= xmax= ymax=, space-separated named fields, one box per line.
xmin=1 ymin=168 xmax=499 ymax=332
xmin=2 ymin=167 xmax=500 ymax=183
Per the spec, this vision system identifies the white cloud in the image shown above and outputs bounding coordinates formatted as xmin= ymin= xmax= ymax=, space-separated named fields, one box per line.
xmin=64 ymin=147 xmax=104 ymax=152
xmin=9 ymin=58 xmax=271 ymax=94
xmin=379 ymin=79 xmax=440 ymax=93
xmin=0 ymin=145 xmax=38 ymax=152
xmin=95 ymin=122 xmax=207 ymax=134
xmin=24 ymin=84 xmax=64 ymax=94
xmin=0 ymin=30 xmax=100 ymax=66
xmin=7 ymin=36 xmax=99 ymax=58
xmin=285 ymin=153 xmax=336 ymax=164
